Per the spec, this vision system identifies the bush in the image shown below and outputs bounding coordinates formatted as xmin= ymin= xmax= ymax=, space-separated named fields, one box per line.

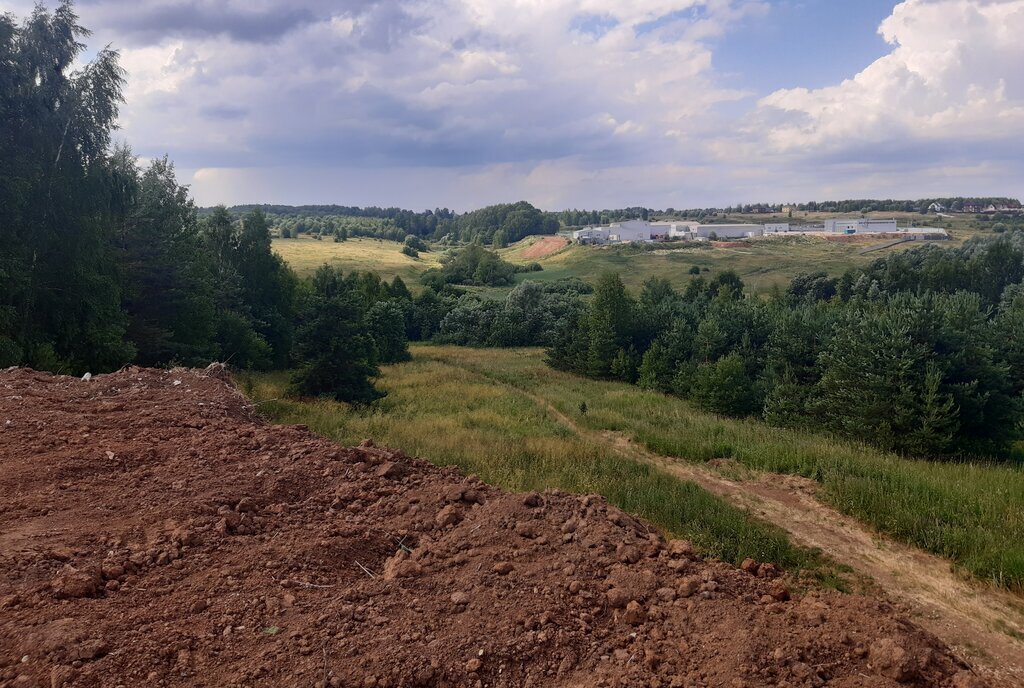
xmin=404 ymin=234 xmax=429 ymax=252
xmin=401 ymin=245 xmax=420 ymax=258
xmin=690 ymin=353 xmax=758 ymax=417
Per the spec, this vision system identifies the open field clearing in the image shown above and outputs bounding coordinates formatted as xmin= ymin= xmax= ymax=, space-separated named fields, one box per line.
xmin=242 ymin=344 xmax=1024 ymax=685
xmin=271 ymin=235 xmax=442 ymax=280
xmin=499 ymin=234 xmax=929 ymax=296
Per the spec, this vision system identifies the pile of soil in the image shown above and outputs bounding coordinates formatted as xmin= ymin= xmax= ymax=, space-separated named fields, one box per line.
xmin=0 ymin=367 xmax=986 ymax=687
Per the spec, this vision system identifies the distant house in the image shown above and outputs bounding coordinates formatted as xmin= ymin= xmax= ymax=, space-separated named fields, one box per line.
xmin=928 ymin=202 xmax=945 ymax=213
xmin=962 ymin=203 xmax=984 ymax=213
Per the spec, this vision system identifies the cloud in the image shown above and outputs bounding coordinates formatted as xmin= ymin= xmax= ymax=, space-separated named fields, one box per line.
xmin=12 ymin=0 xmax=1023 ymax=207
xmin=91 ymin=0 xmax=766 ymax=184
xmin=81 ymin=1 xmax=320 ymax=43
xmin=754 ymin=0 xmax=1024 ymax=156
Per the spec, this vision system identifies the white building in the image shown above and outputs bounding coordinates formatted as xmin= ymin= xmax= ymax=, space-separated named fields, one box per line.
xmin=571 ymin=227 xmax=610 ymax=243
xmin=824 ymin=218 xmax=899 ymax=234
xmin=695 ymin=224 xmax=763 ymax=239
xmin=608 ymin=219 xmax=653 ymax=242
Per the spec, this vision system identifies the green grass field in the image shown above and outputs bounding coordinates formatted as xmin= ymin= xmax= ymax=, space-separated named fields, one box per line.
xmin=241 ymin=345 xmax=1024 ymax=592
xmin=237 ymin=358 xmax=837 ymax=583
xmin=272 ymin=235 xmax=442 ymax=281
xmin=271 ymin=217 xmax=1001 ymax=297
xmin=499 ymin=235 xmax=888 ymax=296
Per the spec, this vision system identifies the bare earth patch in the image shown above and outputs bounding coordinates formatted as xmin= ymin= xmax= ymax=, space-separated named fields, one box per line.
xmin=0 ymin=368 xmax=988 ymax=687
xmin=521 ymin=236 xmax=569 ymax=259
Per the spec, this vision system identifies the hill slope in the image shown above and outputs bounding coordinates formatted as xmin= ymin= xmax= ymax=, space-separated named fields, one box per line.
xmin=0 ymin=367 xmax=982 ymax=687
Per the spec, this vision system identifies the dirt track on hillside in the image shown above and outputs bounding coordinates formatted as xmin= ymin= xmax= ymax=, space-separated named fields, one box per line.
xmin=521 ymin=392 xmax=1024 ymax=688
xmin=0 ymin=367 xmax=989 ymax=687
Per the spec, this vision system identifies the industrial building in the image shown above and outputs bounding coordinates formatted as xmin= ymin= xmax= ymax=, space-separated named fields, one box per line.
xmin=569 ymin=216 xmax=930 ymax=245
xmin=694 ymin=224 xmax=762 ymax=239
xmin=823 ymin=218 xmax=898 ymax=234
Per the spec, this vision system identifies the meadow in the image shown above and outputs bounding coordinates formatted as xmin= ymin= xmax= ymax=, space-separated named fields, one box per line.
xmin=271 ymin=235 xmax=442 ymax=281
xmin=238 ymin=357 xmax=837 ymax=584
xmin=499 ymin=235 xmax=887 ymax=296
xmin=242 ymin=345 xmax=1024 ymax=593
xmin=270 ymin=216 xmax=996 ymax=298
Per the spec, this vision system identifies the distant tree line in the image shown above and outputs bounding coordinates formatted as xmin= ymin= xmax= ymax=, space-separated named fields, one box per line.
xmin=216 ymin=201 xmax=559 ymax=245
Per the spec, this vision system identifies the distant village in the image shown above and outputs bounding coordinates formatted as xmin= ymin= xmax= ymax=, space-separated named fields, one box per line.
xmin=569 ymin=218 xmax=951 ymax=245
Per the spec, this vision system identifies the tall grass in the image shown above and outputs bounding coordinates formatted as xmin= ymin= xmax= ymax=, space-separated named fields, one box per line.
xmin=271 ymin=235 xmax=441 ymax=281
xmin=238 ymin=364 xmax=831 ymax=577
xmin=435 ymin=346 xmax=1024 ymax=591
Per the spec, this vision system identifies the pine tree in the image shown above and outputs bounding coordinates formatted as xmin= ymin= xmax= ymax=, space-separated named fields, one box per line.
xmin=291 ymin=267 xmax=383 ymax=404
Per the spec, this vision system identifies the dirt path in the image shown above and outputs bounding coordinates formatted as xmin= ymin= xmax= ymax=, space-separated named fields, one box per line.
xmin=528 ymin=393 xmax=1024 ymax=687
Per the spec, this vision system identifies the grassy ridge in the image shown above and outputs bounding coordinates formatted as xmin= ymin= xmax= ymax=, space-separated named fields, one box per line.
xmin=432 ymin=346 xmax=1024 ymax=591
xmin=496 ymin=235 xmax=923 ymax=297
xmin=238 ymin=363 xmax=833 ymax=579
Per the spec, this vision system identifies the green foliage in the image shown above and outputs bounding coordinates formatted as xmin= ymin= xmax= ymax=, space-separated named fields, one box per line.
xmin=691 ymin=352 xmax=758 ymax=416
xmin=290 ymin=266 xmax=384 ymax=404
xmin=543 ymin=234 xmax=1024 ymax=458
xmin=454 ymin=201 xmax=558 ymax=244
xmin=365 ymin=301 xmax=411 ymax=364
xmin=404 ymin=234 xmax=428 ymax=252
xmin=422 ymin=244 xmax=520 ymax=288
xmin=120 ymin=156 xmax=220 ymax=366
xmin=0 ymin=3 xmax=134 ymax=373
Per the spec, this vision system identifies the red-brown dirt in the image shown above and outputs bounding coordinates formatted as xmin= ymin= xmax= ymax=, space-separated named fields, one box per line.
xmin=0 ymin=367 xmax=987 ymax=687
xmin=521 ymin=237 xmax=568 ymax=259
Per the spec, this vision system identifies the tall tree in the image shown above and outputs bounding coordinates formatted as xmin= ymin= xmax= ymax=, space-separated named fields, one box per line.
xmin=120 ymin=156 xmax=218 ymax=365
xmin=0 ymin=3 xmax=134 ymax=372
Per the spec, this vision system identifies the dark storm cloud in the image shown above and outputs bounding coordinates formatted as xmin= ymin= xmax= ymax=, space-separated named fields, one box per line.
xmin=82 ymin=1 xmax=320 ymax=43
xmin=199 ymin=104 xmax=248 ymax=121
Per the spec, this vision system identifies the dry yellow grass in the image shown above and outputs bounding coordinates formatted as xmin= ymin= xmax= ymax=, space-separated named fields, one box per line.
xmin=272 ymin=235 xmax=442 ymax=281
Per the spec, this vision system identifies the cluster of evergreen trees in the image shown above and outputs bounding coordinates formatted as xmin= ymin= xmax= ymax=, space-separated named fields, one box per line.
xmin=0 ymin=4 xmax=410 ymax=404
xmin=547 ymin=232 xmax=1024 ymax=458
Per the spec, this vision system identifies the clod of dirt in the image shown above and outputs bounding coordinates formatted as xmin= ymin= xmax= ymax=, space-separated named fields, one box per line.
xmin=0 ymin=367 xmax=985 ymax=687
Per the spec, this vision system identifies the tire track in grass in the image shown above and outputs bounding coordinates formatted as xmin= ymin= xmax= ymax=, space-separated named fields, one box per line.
xmin=513 ymin=385 xmax=1024 ymax=688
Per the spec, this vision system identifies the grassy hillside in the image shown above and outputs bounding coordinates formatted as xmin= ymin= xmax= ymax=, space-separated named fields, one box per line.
xmin=238 ymin=360 xmax=835 ymax=583
xmin=272 ymin=235 xmax=442 ymax=280
xmin=242 ymin=345 xmax=1024 ymax=592
xmin=499 ymin=235 xmax=903 ymax=296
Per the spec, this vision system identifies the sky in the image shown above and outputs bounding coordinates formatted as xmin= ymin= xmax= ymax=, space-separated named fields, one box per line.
xmin=9 ymin=0 xmax=1024 ymax=209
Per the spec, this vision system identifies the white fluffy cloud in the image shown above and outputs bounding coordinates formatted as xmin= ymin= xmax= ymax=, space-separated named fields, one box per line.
xmin=756 ymin=0 xmax=1024 ymax=154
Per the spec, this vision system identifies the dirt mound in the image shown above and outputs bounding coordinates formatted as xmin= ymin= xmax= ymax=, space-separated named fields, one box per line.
xmin=521 ymin=237 xmax=568 ymax=259
xmin=0 ymin=368 xmax=984 ymax=687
